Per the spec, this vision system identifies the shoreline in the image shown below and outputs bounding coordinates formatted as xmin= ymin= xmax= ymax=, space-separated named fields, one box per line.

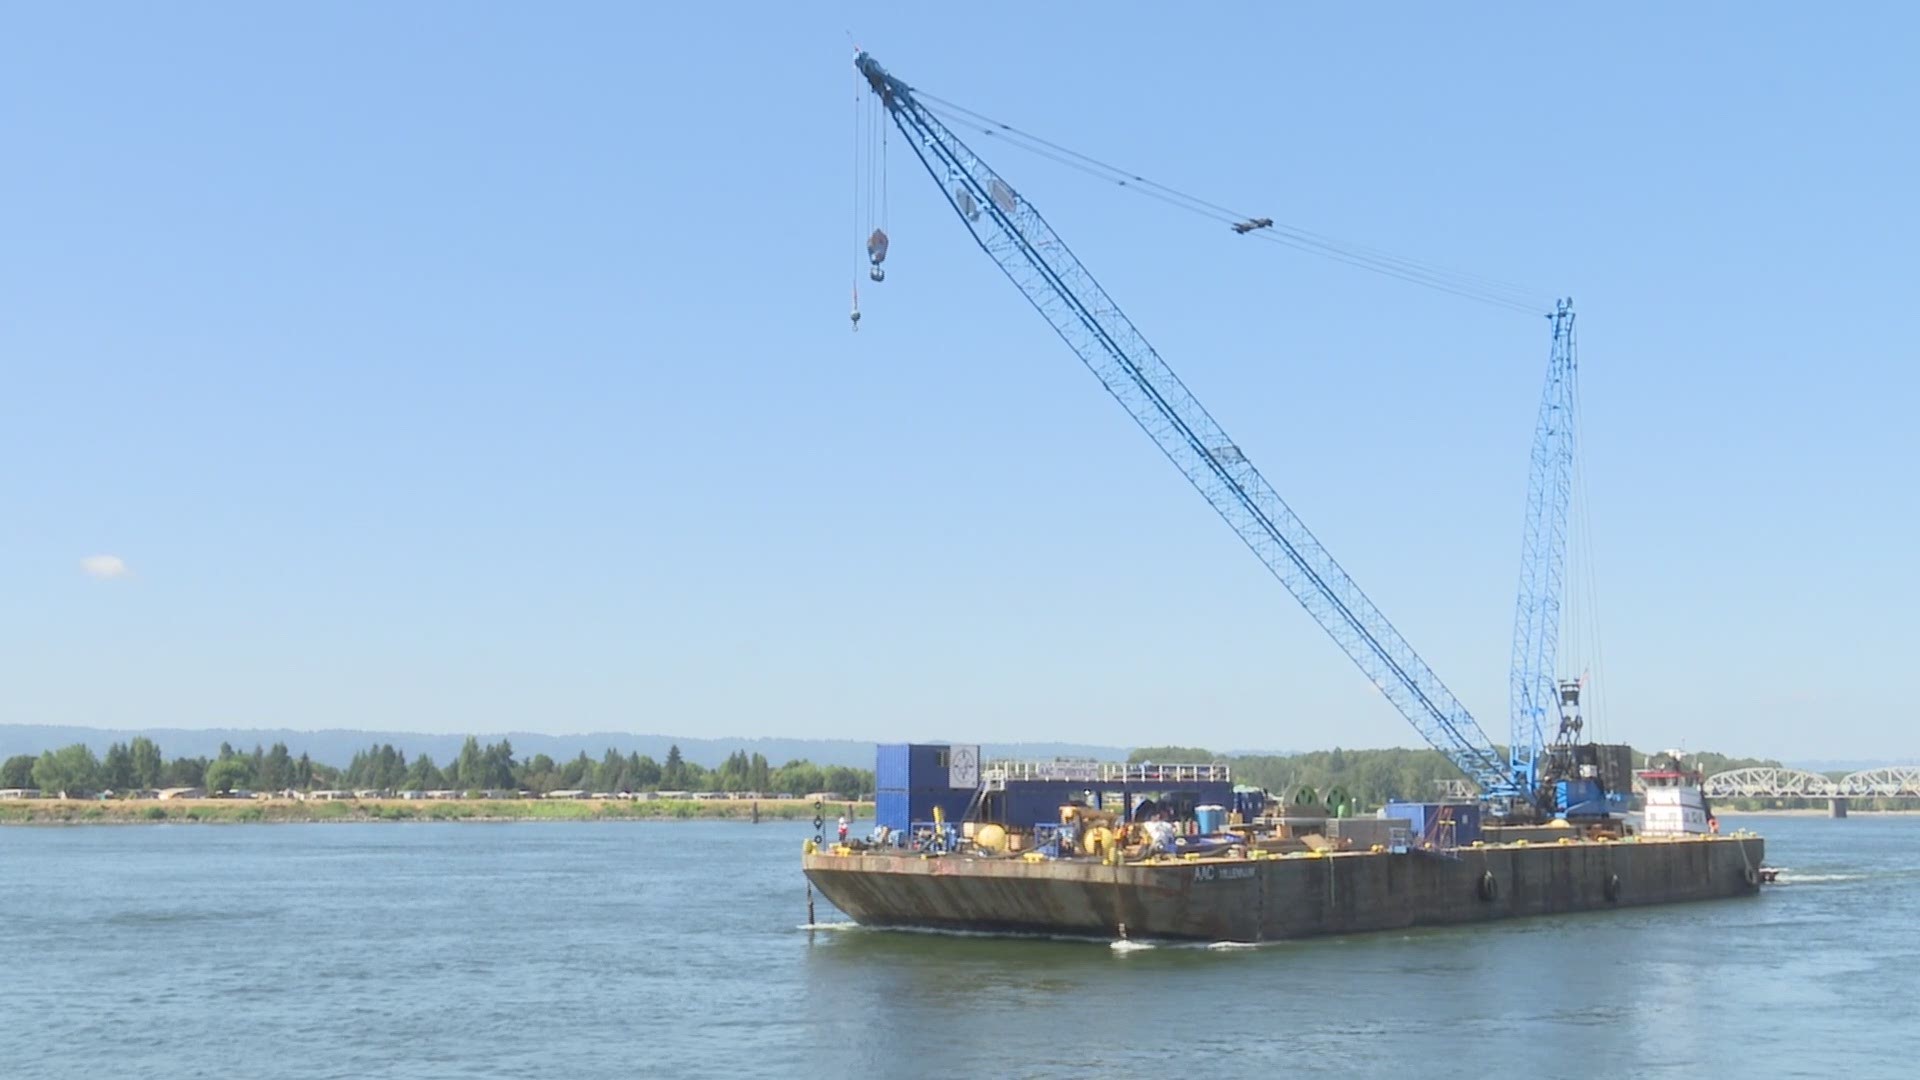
xmin=0 ymin=797 xmax=872 ymax=826
xmin=1717 ymin=808 xmax=1919 ymax=818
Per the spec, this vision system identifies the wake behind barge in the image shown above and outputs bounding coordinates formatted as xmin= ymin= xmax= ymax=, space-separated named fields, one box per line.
xmin=802 ymin=748 xmax=1764 ymax=943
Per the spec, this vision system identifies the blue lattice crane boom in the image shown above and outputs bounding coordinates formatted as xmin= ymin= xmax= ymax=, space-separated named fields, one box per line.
xmin=854 ymin=53 xmax=1524 ymax=803
xmin=1507 ymin=302 xmax=1577 ymax=796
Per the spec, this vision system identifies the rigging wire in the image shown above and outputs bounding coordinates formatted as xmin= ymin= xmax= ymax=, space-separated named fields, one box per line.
xmin=918 ymin=91 xmax=1543 ymax=301
xmin=866 ymin=89 xmax=877 ymax=232
xmin=915 ymin=92 xmax=1548 ymax=316
xmin=852 ymin=67 xmax=862 ymax=280
xmin=1567 ymin=342 xmax=1610 ymax=744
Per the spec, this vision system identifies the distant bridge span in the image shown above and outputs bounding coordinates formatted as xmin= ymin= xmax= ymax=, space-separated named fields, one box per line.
xmin=1703 ymin=766 xmax=1920 ymax=800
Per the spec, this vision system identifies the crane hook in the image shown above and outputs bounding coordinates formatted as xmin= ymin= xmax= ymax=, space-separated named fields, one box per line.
xmin=850 ymin=286 xmax=861 ymax=332
xmin=867 ymin=228 xmax=890 ymax=283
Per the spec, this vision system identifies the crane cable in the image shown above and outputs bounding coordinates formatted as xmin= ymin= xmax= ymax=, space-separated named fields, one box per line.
xmin=917 ymin=91 xmax=1541 ymax=308
xmin=850 ymin=69 xmax=865 ymax=329
xmin=915 ymin=91 xmax=1548 ymax=316
xmin=1566 ymin=344 xmax=1610 ymax=745
xmin=852 ymin=68 xmax=862 ymax=279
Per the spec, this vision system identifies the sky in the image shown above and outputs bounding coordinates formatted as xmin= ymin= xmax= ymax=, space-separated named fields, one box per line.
xmin=3 ymin=4 xmax=1915 ymax=761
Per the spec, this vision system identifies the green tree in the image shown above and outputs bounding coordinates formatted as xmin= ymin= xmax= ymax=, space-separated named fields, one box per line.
xmin=481 ymin=740 xmax=516 ymax=790
xmin=1 ymin=755 xmax=35 ymax=788
xmin=404 ymin=753 xmax=446 ymax=792
xmin=594 ymin=748 xmax=629 ymax=793
xmin=715 ymin=750 xmax=749 ymax=791
xmin=454 ymin=737 xmax=484 ymax=790
xmin=822 ymin=765 xmax=866 ymax=798
xmin=33 ymin=744 xmax=101 ymax=797
xmin=129 ymin=737 xmax=165 ymax=788
xmin=522 ymin=754 xmax=556 ymax=791
xmin=631 ymin=755 xmax=662 ymax=789
xmin=258 ymin=742 xmax=295 ymax=792
xmin=375 ymin=744 xmax=406 ymax=791
xmin=1128 ymin=746 xmax=1218 ymax=764
xmin=205 ymin=757 xmax=251 ymax=794
xmin=164 ymin=757 xmax=207 ymax=788
xmin=772 ymin=761 xmax=824 ymax=797
xmin=680 ymin=761 xmax=711 ymax=790
xmin=100 ymin=742 xmax=136 ymax=792
xmin=663 ymin=745 xmax=687 ymax=789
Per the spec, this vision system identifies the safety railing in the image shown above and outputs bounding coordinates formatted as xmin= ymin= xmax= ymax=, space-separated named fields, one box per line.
xmin=981 ymin=760 xmax=1231 ymax=789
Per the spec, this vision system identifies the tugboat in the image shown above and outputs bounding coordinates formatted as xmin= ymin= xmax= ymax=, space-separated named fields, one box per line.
xmin=1637 ymin=751 xmax=1715 ymax=836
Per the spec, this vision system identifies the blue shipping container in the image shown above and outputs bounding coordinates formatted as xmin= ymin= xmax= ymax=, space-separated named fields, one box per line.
xmin=872 ymin=744 xmax=979 ymax=836
xmin=876 ymin=790 xmax=911 ymax=834
xmin=875 ymin=744 xmax=913 ymax=792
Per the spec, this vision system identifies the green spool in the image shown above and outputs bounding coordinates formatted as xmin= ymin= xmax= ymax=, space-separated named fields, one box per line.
xmin=1325 ymin=786 xmax=1352 ymax=818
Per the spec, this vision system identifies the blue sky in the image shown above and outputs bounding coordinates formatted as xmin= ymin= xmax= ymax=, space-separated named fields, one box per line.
xmin=3 ymin=4 xmax=1914 ymax=760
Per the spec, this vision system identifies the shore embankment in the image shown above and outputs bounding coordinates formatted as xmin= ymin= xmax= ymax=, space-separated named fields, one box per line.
xmin=0 ymin=797 xmax=872 ymax=825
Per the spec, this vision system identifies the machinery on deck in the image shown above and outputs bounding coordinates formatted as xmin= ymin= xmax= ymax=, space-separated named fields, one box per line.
xmin=851 ymin=52 xmax=1630 ymax=822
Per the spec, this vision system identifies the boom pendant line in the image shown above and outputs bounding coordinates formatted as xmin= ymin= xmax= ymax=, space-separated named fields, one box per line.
xmin=855 ymin=53 xmax=1524 ymax=805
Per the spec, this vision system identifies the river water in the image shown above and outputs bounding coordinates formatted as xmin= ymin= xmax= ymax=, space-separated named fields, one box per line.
xmin=2 ymin=814 xmax=1914 ymax=1078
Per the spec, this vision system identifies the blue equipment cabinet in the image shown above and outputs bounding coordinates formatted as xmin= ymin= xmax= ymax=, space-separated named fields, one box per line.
xmin=1382 ymin=802 xmax=1483 ymax=848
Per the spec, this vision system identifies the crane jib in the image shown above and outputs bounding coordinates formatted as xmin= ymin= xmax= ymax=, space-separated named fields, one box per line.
xmin=855 ymin=54 xmax=1521 ymax=800
xmin=1507 ymin=304 xmax=1577 ymax=794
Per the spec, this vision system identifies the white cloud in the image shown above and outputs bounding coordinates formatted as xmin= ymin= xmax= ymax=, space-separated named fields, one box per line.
xmin=80 ymin=555 xmax=129 ymax=579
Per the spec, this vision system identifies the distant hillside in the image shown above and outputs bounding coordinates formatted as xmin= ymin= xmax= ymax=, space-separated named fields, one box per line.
xmin=0 ymin=725 xmax=1132 ymax=771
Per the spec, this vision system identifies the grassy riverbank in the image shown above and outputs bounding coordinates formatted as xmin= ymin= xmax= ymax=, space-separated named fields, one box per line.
xmin=0 ymin=797 xmax=870 ymax=825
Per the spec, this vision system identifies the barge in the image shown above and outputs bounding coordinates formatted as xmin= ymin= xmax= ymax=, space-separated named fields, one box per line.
xmin=802 ymin=746 xmax=1764 ymax=943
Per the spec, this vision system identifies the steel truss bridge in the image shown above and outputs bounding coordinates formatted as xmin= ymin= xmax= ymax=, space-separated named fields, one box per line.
xmin=1703 ymin=767 xmax=1920 ymax=800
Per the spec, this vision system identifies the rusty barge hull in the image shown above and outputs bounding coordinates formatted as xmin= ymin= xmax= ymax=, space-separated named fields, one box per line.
xmin=804 ymin=835 xmax=1764 ymax=942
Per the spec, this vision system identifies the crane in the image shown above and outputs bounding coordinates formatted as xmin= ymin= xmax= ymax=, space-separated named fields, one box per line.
xmin=1508 ymin=301 xmax=1578 ymax=800
xmin=853 ymin=53 xmax=1532 ymax=807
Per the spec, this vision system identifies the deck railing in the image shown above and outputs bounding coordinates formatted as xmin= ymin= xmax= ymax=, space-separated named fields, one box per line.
xmin=980 ymin=760 xmax=1231 ymax=789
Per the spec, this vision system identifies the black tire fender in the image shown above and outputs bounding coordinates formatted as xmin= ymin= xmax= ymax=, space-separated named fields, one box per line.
xmin=1605 ymin=873 xmax=1621 ymax=902
xmin=1478 ymin=870 xmax=1499 ymax=902
xmin=1742 ymin=866 xmax=1759 ymax=888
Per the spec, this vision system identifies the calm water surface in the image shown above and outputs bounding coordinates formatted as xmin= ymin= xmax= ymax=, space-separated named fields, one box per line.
xmin=3 ymin=814 xmax=1915 ymax=1078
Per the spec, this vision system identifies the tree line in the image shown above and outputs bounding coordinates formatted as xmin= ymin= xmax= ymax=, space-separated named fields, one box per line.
xmin=1124 ymin=744 xmax=1905 ymax=811
xmin=0 ymin=737 xmax=874 ymax=799
xmin=19 ymin=737 xmax=1887 ymax=810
